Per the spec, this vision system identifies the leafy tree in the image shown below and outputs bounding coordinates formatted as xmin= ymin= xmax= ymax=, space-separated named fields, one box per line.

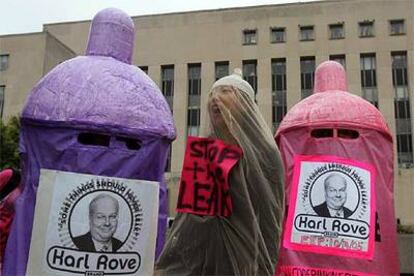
xmin=0 ymin=116 xmax=20 ymax=170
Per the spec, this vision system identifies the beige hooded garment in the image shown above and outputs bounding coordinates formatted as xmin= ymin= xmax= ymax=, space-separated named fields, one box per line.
xmin=156 ymin=69 xmax=285 ymax=275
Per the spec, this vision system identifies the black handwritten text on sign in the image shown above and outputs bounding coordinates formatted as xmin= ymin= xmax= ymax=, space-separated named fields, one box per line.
xmin=176 ymin=137 xmax=242 ymax=216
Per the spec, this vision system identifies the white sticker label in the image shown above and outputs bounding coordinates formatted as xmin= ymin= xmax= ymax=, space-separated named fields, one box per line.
xmin=27 ymin=169 xmax=159 ymax=275
xmin=284 ymin=155 xmax=376 ymax=259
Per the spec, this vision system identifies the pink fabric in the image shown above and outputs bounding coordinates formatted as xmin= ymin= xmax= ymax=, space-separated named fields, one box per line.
xmin=314 ymin=60 xmax=347 ymax=93
xmin=0 ymin=170 xmax=13 ymax=191
xmin=279 ymin=265 xmax=375 ymax=276
xmin=276 ymin=61 xmax=389 ymax=138
xmin=0 ymin=169 xmax=21 ymax=271
xmin=275 ymin=61 xmax=399 ymax=275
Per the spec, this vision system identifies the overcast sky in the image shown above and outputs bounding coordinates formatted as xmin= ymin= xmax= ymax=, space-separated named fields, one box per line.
xmin=0 ymin=0 xmax=319 ymax=35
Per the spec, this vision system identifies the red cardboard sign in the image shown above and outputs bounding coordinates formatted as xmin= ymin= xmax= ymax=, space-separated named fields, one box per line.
xmin=176 ymin=137 xmax=242 ymax=217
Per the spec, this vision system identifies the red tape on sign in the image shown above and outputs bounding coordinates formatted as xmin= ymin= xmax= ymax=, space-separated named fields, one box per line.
xmin=176 ymin=136 xmax=242 ymax=217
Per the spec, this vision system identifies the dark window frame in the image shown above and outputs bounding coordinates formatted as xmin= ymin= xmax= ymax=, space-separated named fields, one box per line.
xmin=187 ymin=108 xmax=201 ymax=136
xmin=271 ymin=58 xmax=287 ymax=130
xmin=242 ymin=59 xmax=258 ymax=100
xmin=187 ymin=63 xmax=202 ymax=136
xmin=329 ymin=54 xmax=346 ymax=69
xmin=392 ymin=53 xmax=408 ymax=87
xmin=270 ymin=27 xmax=286 ymax=43
xmin=389 ymin=19 xmax=405 ymax=36
xmin=392 ymin=51 xmax=413 ymax=166
xmin=161 ymin=65 xmax=174 ymax=111
xmin=161 ymin=65 xmax=174 ymax=96
xmin=360 ymin=53 xmax=378 ymax=108
xmin=300 ymin=56 xmax=315 ymax=99
xmin=215 ymin=61 xmax=229 ymax=81
xmin=242 ymin=29 xmax=258 ymax=45
xmin=359 ymin=21 xmax=375 ymax=38
xmin=360 ymin=53 xmax=377 ymax=88
xmin=0 ymin=54 xmax=9 ymax=71
xmin=329 ymin=23 xmax=345 ymax=40
xmin=299 ymin=25 xmax=315 ymax=41
xmin=188 ymin=63 xmax=202 ymax=96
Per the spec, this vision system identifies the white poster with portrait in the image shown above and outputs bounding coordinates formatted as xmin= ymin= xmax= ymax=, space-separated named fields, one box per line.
xmin=26 ymin=169 xmax=159 ymax=275
xmin=283 ymin=155 xmax=376 ymax=260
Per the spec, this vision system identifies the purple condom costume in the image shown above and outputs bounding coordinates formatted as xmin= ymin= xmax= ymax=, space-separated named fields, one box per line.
xmin=2 ymin=8 xmax=175 ymax=276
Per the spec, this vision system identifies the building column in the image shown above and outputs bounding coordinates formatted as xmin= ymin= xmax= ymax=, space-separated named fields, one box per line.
xmin=286 ymin=55 xmax=300 ymax=109
xmin=377 ymin=50 xmax=398 ymax=178
xmin=170 ymin=63 xmax=187 ymax=175
xmin=257 ymin=58 xmax=272 ymax=128
xmin=229 ymin=60 xmax=242 ymax=73
xmin=346 ymin=53 xmax=362 ymax=97
xmin=200 ymin=62 xmax=215 ymax=136
xmin=377 ymin=51 xmax=396 ymax=137
xmin=316 ymin=55 xmax=328 ymax=68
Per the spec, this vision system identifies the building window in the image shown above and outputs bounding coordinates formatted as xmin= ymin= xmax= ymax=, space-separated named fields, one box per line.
xmin=271 ymin=58 xmax=287 ymax=131
xmin=329 ymin=54 xmax=346 ymax=69
xmin=392 ymin=54 xmax=408 ymax=87
xmin=215 ymin=61 xmax=229 ymax=80
xmin=161 ymin=65 xmax=174 ymax=111
xmin=242 ymin=60 xmax=257 ymax=100
xmin=300 ymin=56 xmax=315 ymax=99
xmin=243 ymin=29 xmax=257 ymax=45
xmin=188 ymin=64 xmax=201 ymax=96
xmin=392 ymin=52 xmax=413 ymax=166
xmin=359 ymin=21 xmax=374 ymax=37
xmin=0 ymin=55 xmax=9 ymax=71
xmin=139 ymin=66 xmax=148 ymax=74
xmin=270 ymin=27 xmax=286 ymax=43
xmin=360 ymin=53 xmax=378 ymax=108
xmin=390 ymin=19 xmax=405 ymax=35
xmin=299 ymin=25 xmax=314 ymax=41
xmin=0 ymin=86 xmax=4 ymax=119
xmin=187 ymin=63 xmax=201 ymax=136
xmin=329 ymin=23 xmax=344 ymax=39
xmin=187 ymin=108 xmax=200 ymax=136
xmin=396 ymin=134 xmax=413 ymax=167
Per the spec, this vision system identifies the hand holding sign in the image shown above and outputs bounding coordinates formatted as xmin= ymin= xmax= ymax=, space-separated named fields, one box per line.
xmin=176 ymin=137 xmax=242 ymax=217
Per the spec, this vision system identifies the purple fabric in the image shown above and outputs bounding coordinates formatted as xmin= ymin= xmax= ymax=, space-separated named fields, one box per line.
xmin=3 ymin=121 xmax=170 ymax=275
xmin=3 ymin=8 xmax=175 ymax=275
xmin=86 ymin=8 xmax=134 ymax=64
xmin=22 ymin=56 xmax=175 ymax=140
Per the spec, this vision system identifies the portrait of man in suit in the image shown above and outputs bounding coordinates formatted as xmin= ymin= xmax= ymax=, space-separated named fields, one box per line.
xmin=313 ymin=173 xmax=353 ymax=219
xmin=73 ymin=194 xmax=122 ymax=252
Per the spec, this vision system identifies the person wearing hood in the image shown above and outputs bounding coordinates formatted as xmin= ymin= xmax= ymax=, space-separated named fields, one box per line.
xmin=156 ymin=69 xmax=285 ymax=275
